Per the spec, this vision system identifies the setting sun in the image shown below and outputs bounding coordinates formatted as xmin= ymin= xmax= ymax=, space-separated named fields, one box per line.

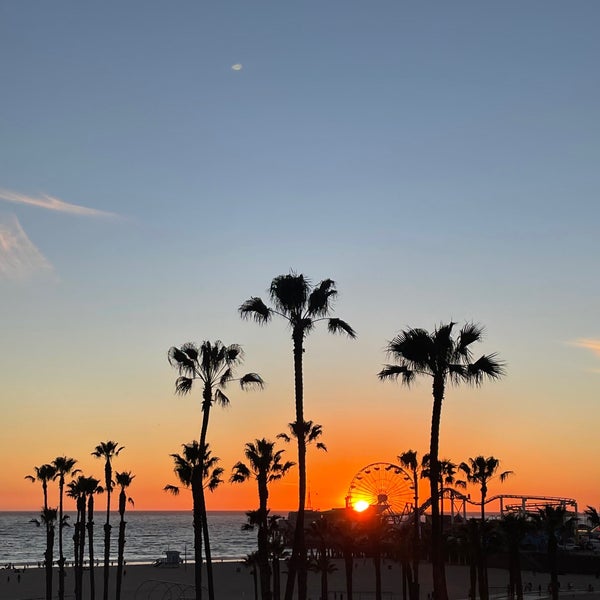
xmin=353 ymin=500 xmax=370 ymax=512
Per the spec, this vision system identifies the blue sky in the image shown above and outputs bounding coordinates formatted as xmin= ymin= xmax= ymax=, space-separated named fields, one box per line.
xmin=1 ymin=2 xmax=599 ymax=510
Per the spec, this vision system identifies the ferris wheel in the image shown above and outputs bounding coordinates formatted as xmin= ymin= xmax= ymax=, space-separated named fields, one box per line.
xmin=347 ymin=462 xmax=413 ymax=516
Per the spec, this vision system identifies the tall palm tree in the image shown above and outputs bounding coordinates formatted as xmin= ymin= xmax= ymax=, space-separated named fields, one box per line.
xmin=308 ymin=516 xmax=337 ymax=600
xmin=26 ymin=464 xmax=57 ymax=600
xmin=459 ymin=456 xmax=512 ymax=600
xmin=52 ymin=456 xmax=79 ymax=600
xmin=30 ymin=507 xmax=58 ymax=600
xmin=378 ymin=322 xmax=504 ymax=600
xmin=92 ymin=440 xmax=124 ymax=600
xmin=231 ymin=438 xmax=294 ymax=600
xmin=535 ymin=505 xmax=573 ymax=600
xmin=459 ymin=456 xmax=512 ymax=521
xmin=396 ymin=450 xmax=426 ymax=600
xmin=25 ymin=464 xmax=57 ymax=511
xmin=498 ymin=513 xmax=530 ymax=600
xmin=82 ymin=476 xmax=103 ymax=600
xmin=67 ymin=475 xmax=90 ymax=600
xmin=240 ymin=272 xmax=356 ymax=600
xmin=115 ymin=471 xmax=135 ymax=600
xmin=165 ymin=442 xmax=224 ymax=600
xmin=168 ymin=339 xmax=263 ymax=600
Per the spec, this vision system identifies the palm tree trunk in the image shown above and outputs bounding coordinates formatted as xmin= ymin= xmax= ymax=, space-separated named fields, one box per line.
xmin=374 ymin=553 xmax=382 ymax=600
xmin=285 ymin=331 xmax=307 ymax=600
xmin=430 ymin=375 xmax=449 ymax=600
xmin=199 ymin=389 xmax=215 ymax=600
xmin=344 ymin=552 xmax=353 ymax=600
xmin=87 ymin=497 xmax=96 ymax=600
xmin=192 ymin=478 xmax=204 ymax=600
xmin=116 ymin=493 xmax=126 ymax=600
xmin=78 ymin=497 xmax=87 ymax=600
xmin=257 ymin=480 xmax=272 ymax=600
xmin=58 ymin=480 xmax=66 ymax=600
xmin=45 ymin=523 xmax=54 ymax=600
xmin=411 ymin=477 xmax=420 ymax=600
xmin=102 ymin=466 xmax=111 ymax=600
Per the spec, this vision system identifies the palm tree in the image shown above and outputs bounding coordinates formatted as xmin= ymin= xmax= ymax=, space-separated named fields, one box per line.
xmin=165 ymin=442 xmax=224 ymax=600
xmin=498 ymin=513 xmax=530 ymax=600
xmin=240 ymin=271 xmax=356 ymax=600
xmin=244 ymin=552 xmax=260 ymax=600
xmin=308 ymin=516 xmax=337 ymax=600
xmin=378 ymin=322 xmax=504 ymax=600
xmin=396 ymin=450 xmax=426 ymax=600
xmin=115 ymin=471 xmax=135 ymax=600
xmin=26 ymin=464 xmax=57 ymax=600
xmin=535 ymin=505 xmax=573 ymax=600
xmin=168 ymin=339 xmax=263 ymax=600
xmin=92 ymin=440 xmax=124 ymax=600
xmin=30 ymin=507 xmax=58 ymax=600
xmin=459 ymin=456 xmax=512 ymax=600
xmin=459 ymin=456 xmax=512 ymax=521
xmin=52 ymin=456 xmax=79 ymax=600
xmin=231 ymin=438 xmax=294 ymax=600
xmin=67 ymin=475 xmax=90 ymax=600
xmin=25 ymin=464 xmax=57 ymax=511
xmin=82 ymin=476 xmax=103 ymax=600
xmin=332 ymin=518 xmax=359 ymax=600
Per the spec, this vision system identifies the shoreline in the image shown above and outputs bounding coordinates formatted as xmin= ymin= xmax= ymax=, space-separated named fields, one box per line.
xmin=3 ymin=560 xmax=600 ymax=600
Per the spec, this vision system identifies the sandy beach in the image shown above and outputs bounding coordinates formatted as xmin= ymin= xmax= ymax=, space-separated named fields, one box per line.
xmin=2 ymin=560 xmax=600 ymax=600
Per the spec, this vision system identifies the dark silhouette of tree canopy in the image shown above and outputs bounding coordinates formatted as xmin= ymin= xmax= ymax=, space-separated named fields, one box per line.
xmin=165 ymin=442 xmax=223 ymax=600
xmin=240 ymin=272 xmax=355 ymax=600
xmin=231 ymin=438 xmax=294 ymax=600
xmin=115 ymin=471 xmax=135 ymax=600
xmin=378 ymin=321 xmax=504 ymax=600
xmin=168 ymin=339 xmax=263 ymax=600
xmin=92 ymin=441 xmax=124 ymax=600
xmin=52 ymin=456 xmax=79 ymax=600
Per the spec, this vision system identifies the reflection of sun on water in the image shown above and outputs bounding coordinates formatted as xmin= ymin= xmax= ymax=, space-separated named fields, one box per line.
xmin=353 ymin=500 xmax=370 ymax=512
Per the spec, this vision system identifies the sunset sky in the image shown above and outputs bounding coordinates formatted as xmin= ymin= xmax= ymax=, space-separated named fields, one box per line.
xmin=1 ymin=2 xmax=598 ymax=515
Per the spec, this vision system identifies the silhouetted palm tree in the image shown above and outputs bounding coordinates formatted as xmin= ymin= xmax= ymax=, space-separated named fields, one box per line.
xmin=165 ymin=442 xmax=223 ymax=600
xmin=308 ymin=516 xmax=337 ymax=600
xmin=30 ymin=507 xmax=58 ymax=600
xmin=168 ymin=339 xmax=263 ymax=600
xmin=115 ymin=471 xmax=134 ymax=600
xmin=240 ymin=271 xmax=355 ymax=600
xmin=67 ymin=475 xmax=90 ymax=600
xmin=498 ymin=514 xmax=530 ymax=600
xmin=459 ymin=456 xmax=512 ymax=521
xmin=378 ymin=322 xmax=504 ymax=600
xmin=535 ymin=505 xmax=573 ymax=600
xmin=332 ymin=518 xmax=358 ymax=600
xmin=231 ymin=438 xmax=294 ymax=600
xmin=396 ymin=450 xmax=426 ymax=600
xmin=244 ymin=552 xmax=260 ymax=600
xmin=53 ymin=456 xmax=79 ymax=600
xmin=26 ymin=464 xmax=57 ymax=600
xmin=459 ymin=456 xmax=512 ymax=600
xmin=92 ymin=440 xmax=124 ymax=600
xmin=81 ymin=476 xmax=103 ymax=600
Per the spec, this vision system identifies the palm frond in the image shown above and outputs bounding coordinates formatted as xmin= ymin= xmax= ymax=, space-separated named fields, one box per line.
xmin=239 ymin=372 xmax=264 ymax=389
xmin=269 ymin=272 xmax=309 ymax=314
xmin=316 ymin=442 xmax=327 ymax=452
xmin=239 ymin=297 xmax=272 ymax=323
xmin=214 ymin=388 xmax=231 ymax=407
xmin=167 ymin=346 xmax=196 ymax=373
xmin=277 ymin=432 xmax=291 ymax=443
xmin=327 ymin=318 xmax=356 ymax=338
xmin=174 ymin=376 xmax=194 ymax=395
xmin=219 ymin=366 xmax=233 ymax=387
xmin=456 ymin=322 xmax=484 ymax=359
xmin=164 ymin=484 xmax=181 ymax=496
xmin=467 ymin=353 xmax=506 ymax=384
xmin=230 ymin=462 xmax=251 ymax=483
xmin=500 ymin=470 xmax=514 ymax=482
xmin=307 ymin=279 xmax=337 ymax=317
xmin=377 ymin=364 xmax=416 ymax=386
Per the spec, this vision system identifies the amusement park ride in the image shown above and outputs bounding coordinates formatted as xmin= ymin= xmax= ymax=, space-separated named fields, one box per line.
xmin=344 ymin=461 xmax=578 ymax=523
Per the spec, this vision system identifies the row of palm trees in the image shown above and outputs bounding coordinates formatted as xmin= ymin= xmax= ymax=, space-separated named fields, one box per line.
xmin=26 ymin=442 xmax=134 ymax=600
xmin=166 ymin=271 xmax=509 ymax=600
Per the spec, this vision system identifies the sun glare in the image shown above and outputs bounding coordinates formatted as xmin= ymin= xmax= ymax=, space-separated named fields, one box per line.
xmin=353 ymin=500 xmax=370 ymax=512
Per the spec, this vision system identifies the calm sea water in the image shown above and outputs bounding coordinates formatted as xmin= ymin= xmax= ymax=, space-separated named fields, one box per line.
xmin=0 ymin=511 xmax=262 ymax=567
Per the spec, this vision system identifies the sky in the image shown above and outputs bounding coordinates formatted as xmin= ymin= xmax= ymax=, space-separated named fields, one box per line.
xmin=1 ymin=2 xmax=599 ymax=516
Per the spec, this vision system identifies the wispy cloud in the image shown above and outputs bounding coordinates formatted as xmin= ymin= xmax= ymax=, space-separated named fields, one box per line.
xmin=0 ymin=214 xmax=55 ymax=281
xmin=571 ymin=339 xmax=600 ymax=358
xmin=0 ymin=189 xmax=118 ymax=219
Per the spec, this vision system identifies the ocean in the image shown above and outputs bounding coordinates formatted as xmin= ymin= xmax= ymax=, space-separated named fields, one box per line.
xmin=0 ymin=511 xmax=263 ymax=567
